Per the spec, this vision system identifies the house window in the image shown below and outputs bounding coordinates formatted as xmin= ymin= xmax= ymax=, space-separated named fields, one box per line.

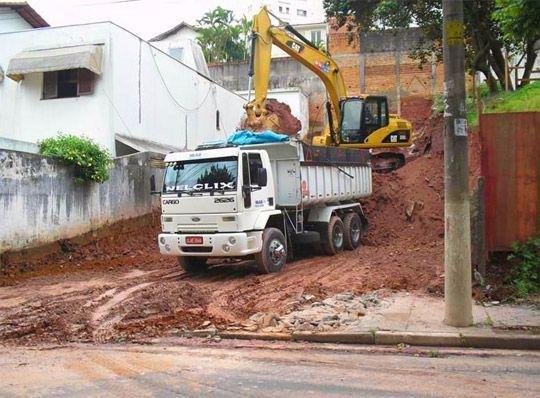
xmin=310 ymin=30 xmax=322 ymax=43
xmin=169 ymin=47 xmax=184 ymax=62
xmin=42 ymin=69 xmax=95 ymax=99
xmin=279 ymin=6 xmax=283 ymax=12
xmin=297 ymin=9 xmax=307 ymax=16
xmin=285 ymin=7 xmax=290 ymax=14
xmin=216 ymin=110 xmax=221 ymax=130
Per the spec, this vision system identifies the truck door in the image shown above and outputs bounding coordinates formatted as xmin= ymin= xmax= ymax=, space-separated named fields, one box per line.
xmin=241 ymin=151 xmax=271 ymax=211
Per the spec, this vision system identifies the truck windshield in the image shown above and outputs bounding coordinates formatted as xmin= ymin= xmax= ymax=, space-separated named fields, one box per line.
xmin=163 ymin=156 xmax=238 ymax=193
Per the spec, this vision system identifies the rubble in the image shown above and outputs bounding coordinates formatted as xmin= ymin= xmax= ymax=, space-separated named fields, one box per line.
xmin=236 ymin=292 xmax=383 ymax=333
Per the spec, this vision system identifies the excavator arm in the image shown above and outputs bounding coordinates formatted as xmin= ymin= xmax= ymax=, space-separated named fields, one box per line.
xmin=246 ymin=7 xmax=347 ymax=142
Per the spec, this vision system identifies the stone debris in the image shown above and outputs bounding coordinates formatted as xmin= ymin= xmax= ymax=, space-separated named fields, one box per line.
xmin=236 ymin=292 xmax=382 ymax=333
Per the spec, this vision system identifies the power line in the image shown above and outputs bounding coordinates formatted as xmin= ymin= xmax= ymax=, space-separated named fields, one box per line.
xmin=148 ymin=46 xmax=213 ymax=112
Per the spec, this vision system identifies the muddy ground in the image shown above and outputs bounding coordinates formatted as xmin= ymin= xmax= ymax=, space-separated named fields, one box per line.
xmin=0 ymin=150 xmax=446 ymax=345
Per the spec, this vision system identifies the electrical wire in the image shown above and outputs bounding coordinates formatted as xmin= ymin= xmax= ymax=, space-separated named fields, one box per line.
xmin=148 ymin=46 xmax=213 ymax=112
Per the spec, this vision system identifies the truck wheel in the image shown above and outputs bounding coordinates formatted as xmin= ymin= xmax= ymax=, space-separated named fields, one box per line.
xmin=255 ymin=228 xmax=287 ymax=274
xmin=177 ymin=256 xmax=208 ymax=274
xmin=343 ymin=213 xmax=362 ymax=250
xmin=322 ymin=216 xmax=344 ymax=255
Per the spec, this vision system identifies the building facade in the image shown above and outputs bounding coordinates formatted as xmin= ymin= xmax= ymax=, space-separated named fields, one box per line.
xmin=0 ymin=22 xmax=245 ymax=156
xmin=0 ymin=1 xmax=48 ymax=33
xmin=242 ymin=0 xmax=325 ymax=25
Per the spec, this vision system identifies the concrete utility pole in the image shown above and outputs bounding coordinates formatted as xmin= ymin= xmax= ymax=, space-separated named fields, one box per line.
xmin=442 ymin=0 xmax=473 ymax=326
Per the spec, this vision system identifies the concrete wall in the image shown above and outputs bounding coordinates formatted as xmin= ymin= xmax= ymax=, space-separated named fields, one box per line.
xmin=0 ymin=149 xmax=163 ymax=254
xmin=0 ymin=22 xmax=245 ymax=156
xmin=0 ymin=7 xmax=31 ymax=33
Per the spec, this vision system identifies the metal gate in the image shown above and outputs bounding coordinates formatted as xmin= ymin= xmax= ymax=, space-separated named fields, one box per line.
xmin=480 ymin=112 xmax=540 ymax=251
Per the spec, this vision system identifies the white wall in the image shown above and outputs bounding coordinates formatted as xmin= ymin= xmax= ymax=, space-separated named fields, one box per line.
xmin=0 ymin=7 xmax=31 ymax=33
xmin=237 ymin=88 xmax=309 ymax=136
xmin=0 ymin=22 xmax=245 ymax=156
xmin=0 ymin=24 xmax=112 ymax=152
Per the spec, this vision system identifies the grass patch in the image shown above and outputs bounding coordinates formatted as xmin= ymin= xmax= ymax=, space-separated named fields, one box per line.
xmin=434 ymin=81 xmax=540 ymax=127
xmin=508 ymin=236 xmax=540 ymax=299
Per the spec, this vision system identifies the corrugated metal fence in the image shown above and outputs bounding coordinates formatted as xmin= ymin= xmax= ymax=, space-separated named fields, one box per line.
xmin=480 ymin=112 xmax=540 ymax=251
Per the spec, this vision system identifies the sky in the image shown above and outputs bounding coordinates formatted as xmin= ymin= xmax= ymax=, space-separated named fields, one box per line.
xmin=29 ymin=0 xmax=324 ymax=40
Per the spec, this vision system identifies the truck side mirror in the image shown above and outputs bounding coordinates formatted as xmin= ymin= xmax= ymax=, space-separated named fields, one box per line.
xmin=257 ymin=167 xmax=268 ymax=187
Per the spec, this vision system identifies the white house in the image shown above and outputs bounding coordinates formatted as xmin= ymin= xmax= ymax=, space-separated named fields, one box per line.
xmin=0 ymin=1 xmax=48 ymax=33
xmin=149 ymin=22 xmax=210 ymax=78
xmin=0 ymin=21 xmax=245 ymax=156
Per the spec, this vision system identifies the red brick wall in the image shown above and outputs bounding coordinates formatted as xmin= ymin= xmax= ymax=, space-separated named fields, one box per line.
xmin=326 ymin=26 xmax=445 ymax=115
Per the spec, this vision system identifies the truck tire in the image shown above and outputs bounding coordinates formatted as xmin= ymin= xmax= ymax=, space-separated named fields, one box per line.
xmin=321 ymin=216 xmax=344 ymax=255
xmin=255 ymin=228 xmax=287 ymax=274
xmin=343 ymin=213 xmax=362 ymax=250
xmin=177 ymin=256 xmax=208 ymax=274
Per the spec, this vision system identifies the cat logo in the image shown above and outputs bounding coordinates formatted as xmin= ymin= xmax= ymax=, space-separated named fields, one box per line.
xmin=286 ymin=40 xmax=304 ymax=53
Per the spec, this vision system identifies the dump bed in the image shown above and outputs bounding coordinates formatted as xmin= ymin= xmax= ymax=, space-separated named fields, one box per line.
xmin=241 ymin=140 xmax=372 ymax=208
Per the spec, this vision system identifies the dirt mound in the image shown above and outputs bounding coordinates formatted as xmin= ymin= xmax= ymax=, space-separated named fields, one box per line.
xmin=242 ymin=99 xmax=302 ymax=136
xmin=364 ymin=154 xmax=444 ymax=246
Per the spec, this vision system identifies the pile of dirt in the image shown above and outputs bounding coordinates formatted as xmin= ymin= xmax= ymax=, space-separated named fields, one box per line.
xmin=363 ymin=153 xmax=444 ymax=247
xmin=242 ymin=99 xmax=302 ymax=136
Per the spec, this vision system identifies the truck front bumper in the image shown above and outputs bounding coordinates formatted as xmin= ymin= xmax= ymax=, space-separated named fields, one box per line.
xmin=158 ymin=231 xmax=263 ymax=257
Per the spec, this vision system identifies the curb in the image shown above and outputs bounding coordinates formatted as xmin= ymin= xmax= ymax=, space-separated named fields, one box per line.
xmin=214 ymin=330 xmax=540 ymax=350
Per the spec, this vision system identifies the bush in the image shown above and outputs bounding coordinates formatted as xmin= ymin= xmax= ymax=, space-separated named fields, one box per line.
xmin=39 ymin=134 xmax=112 ymax=183
xmin=508 ymin=236 xmax=540 ymax=298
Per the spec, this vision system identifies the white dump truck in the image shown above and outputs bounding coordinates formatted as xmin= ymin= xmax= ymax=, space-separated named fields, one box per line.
xmin=157 ymin=140 xmax=372 ymax=273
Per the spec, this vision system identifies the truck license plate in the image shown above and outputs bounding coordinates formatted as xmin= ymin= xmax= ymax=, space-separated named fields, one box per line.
xmin=186 ymin=236 xmax=203 ymax=245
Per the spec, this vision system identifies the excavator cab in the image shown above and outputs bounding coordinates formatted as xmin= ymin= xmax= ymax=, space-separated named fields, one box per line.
xmin=340 ymin=96 xmax=389 ymax=144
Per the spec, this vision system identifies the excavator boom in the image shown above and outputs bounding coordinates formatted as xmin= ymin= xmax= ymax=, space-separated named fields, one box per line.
xmin=245 ymin=7 xmax=413 ymax=163
xmin=247 ymin=8 xmax=346 ymax=140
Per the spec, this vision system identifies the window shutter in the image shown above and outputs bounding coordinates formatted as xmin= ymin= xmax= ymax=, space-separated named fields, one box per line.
xmin=77 ymin=69 xmax=95 ymax=95
xmin=42 ymin=72 xmax=58 ymax=99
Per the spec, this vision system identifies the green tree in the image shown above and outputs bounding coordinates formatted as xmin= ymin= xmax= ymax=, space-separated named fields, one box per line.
xmin=197 ymin=165 xmax=235 ymax=186
xmin=324 ymin=0 xmax=539 ymax=92
xmin=493 ymin=0 xmax=540 ymax=87
xmin=196 ymin=7 xmax=249 ymax=63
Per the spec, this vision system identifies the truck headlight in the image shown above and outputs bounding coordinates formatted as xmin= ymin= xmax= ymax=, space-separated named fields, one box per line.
xmin=222 ymin=244 xmax=231 ymax=252
xmin=159 ymin=236 xmax=166 ymax=245
xmin=164 ymin=244 xmax=171 ymax=251
xmin=228 ymin=236 xmax=237 ymax=245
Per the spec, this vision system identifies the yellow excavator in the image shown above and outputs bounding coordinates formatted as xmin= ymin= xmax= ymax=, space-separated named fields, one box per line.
xmin=244 ymin=7 xmax=413 ymax=171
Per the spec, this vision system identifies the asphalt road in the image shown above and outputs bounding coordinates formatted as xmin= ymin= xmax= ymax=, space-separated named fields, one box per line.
xmin=0 ymin=339 xmax=538 ymax=397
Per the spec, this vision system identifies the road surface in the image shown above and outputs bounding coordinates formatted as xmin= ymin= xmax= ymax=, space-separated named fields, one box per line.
xmin=0 ymin=339 xmax=538 ymax=397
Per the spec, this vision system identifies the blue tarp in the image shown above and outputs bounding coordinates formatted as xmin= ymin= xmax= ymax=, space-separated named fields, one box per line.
xmin=227 ymin=130 xmax=290 ymax=145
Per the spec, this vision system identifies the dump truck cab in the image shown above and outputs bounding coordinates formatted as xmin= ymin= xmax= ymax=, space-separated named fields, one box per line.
xmin=158 ymin=146 xmax=278 ymax=259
